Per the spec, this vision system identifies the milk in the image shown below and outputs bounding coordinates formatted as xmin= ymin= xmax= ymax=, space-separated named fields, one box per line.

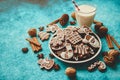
xmin=75 ymin=5 xmax=96 ymax=27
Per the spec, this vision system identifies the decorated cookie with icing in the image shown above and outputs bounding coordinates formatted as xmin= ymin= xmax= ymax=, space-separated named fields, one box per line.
xmin=77 ymin=25 xmax=92 ymax=34
xmin=74 ymin=43 xmax=94 ymax=54
xmin=98 ymin=61 xmax=106 ymax=71
xmin=46 ymin=24 xmax=60 ymax=33
xmin=60 ymin=43 xmax=73 ymax=59
xmin=88 ymin=61 xmax=106 ymax=72
xmin=38 ymin=58 xmax=54 ymax=70
xmin=50 ymin=37 xmax=65 ymax=50
xmin=64 ymin=29 xmax=82 ymax=44
xmin=38 ymin=31 xmax=50 ymax=41
xmin=82 ymin=34 xmax=100 ymax=48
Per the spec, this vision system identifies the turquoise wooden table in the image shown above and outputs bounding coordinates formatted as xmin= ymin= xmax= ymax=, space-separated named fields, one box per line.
xmin=0 ymin=0 xmax=120 ymax=80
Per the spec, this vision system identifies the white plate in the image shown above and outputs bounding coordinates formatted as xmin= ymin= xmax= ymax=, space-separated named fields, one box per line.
xmin=49 ymin=31 xmax=102 ymax=64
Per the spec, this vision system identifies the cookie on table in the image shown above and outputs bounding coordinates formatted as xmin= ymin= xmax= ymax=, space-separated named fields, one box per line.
xmin=38 ymin=31 xmax=50 ymax=41
xmin=38 ymin=58 xmax=54 ymax=70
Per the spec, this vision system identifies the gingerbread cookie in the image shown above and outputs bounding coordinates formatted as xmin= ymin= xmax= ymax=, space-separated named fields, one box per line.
xmin=74 ymin=43 xmax=94 ymax=55
xmin=73 ymin=43 xmax=94 ymax=60
xmin=60 ymin=43 xmax=73 ymax=59
xmin=65 ymin=26 xmax=78 ymax=31
xmin=88 ymin=61 xmax=106 ymax=72
xmin=64 ymin=29 xmax=82 ymax=44
xmin=82 ymin=34 xmax=100 ymax=48
xmin=54 ymin=29 xmax=64 ymax=41
xmin=50 ymin=37 xmax=65 ymax=51
xmin=46 ymin=24 xmax=60 ymax=33
xmin=77 ymin=25 xmax=92 ymax=34
xmin=98 ymin=61 xmax=106 ymax=72
xmin=38 ymin=31 xmax=50 ymax=41
xmin=38 ymin=58 xmax=54 ymax=70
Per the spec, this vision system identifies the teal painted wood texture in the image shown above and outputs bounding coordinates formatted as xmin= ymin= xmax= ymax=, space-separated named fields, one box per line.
xmin=0 ymin=0 xmax=120 ymax=80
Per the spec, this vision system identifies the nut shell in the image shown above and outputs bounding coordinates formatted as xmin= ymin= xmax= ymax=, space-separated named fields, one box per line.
xmin=109 ymin=50 xmax=119 ymax=58
xmin=65 ymin=67 xmax=76 ymax=77
xmin=71 ymin=12 xmax=76 ymax=20
xmin=103 ymin=55 xmax=115 ymax=66
xmin=28 ymin=28 xmax=37 ymax=37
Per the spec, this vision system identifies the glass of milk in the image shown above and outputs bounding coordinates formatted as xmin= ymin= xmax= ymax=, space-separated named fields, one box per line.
xmin=75 ymin=5 xmax=96 ymax=27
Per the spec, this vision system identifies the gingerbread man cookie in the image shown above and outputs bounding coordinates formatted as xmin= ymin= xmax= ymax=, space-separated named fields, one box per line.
xmin=38 ymin=58 xmax=54 ymax=70
xmin=50 ymin=37 xmax=65 ymax=51
xmin=82 ymin=34 xmax=100 ymax=48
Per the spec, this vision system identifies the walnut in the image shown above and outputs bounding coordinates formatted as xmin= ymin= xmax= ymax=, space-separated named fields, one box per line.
xmin=65 ymin=67 xmax=76 ymax=77
xmin=28 ymin=28 xmax=37 ymax=37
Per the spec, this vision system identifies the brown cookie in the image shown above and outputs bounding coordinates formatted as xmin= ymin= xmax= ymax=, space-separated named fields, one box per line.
xmin=38 ymin=31 xmax=50 ymax=41
xmin=46 ymin=24 xmax=60 ymax=33
xmin=103 ymin=55 xmax=115 ymax=66
xmin=98 ymin=61 xmax=106 ymax=72
xmin=38 ymin=58 xmax=54 ymax=70
xmin=109 ymin=50 xmax=119 ymax=58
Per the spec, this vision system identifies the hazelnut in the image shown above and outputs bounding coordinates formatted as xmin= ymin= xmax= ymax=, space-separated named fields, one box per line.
xmin=53 ymin=64 xmax=60 ymax=70
xmin=65 ymin=67 xmax=76 ymax=77
xmin=71 ymin=12 xmax=76 ymax=20
xmin=99 ymin=26 xmax=108 ymax=35
xmin=37 ymin=53 xmax=44 ymax=59
xmin=70 ymin=21 xmax=76 ymax=25
xmin=28 ymin=28 xmax=37 ymax=37
xmin=22 ymin=47 xmax=28 ymax=53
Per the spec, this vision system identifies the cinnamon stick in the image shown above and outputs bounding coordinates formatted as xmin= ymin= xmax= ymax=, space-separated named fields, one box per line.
xmin=26 ymin=38 xmax=41 ymax=47
xmin=29 ymin=42 xmax=36 ymax=52
xmin=33 ymin=37 xmax=42 ymax=51
xmin=32 ymin=37 xmax=39 ymax=51
xmin=106 ymin=34 xmax=114 ymax=49
xmin=110 ymin=36 xmax=120 ymax=50
xmin=47 ymin=19 xmax=59 ymax=27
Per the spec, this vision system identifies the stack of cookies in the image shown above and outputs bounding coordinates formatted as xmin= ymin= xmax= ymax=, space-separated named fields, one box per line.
xmin=50 ymin=25 xmax=100 ymax=61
